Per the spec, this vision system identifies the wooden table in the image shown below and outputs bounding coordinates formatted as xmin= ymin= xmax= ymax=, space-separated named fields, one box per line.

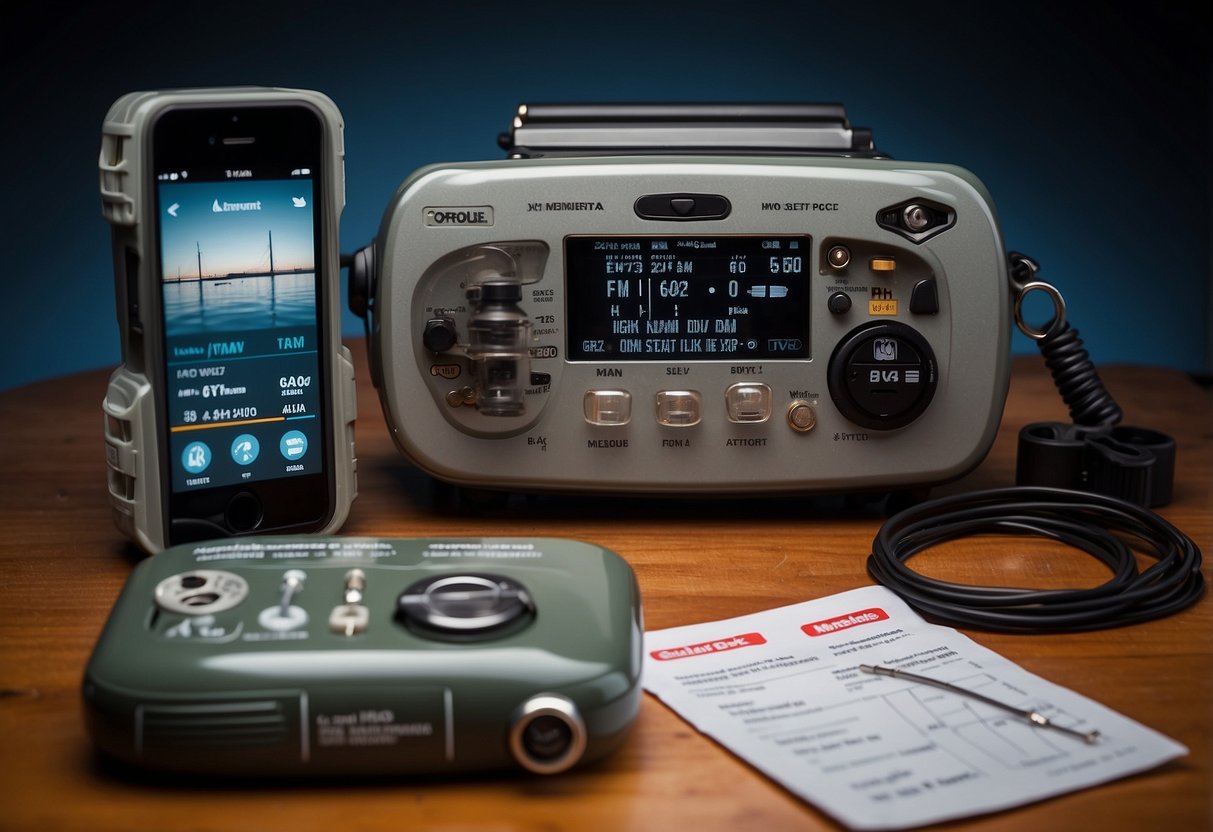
xmin=1 ymin=347 xmax=1209 ymax=831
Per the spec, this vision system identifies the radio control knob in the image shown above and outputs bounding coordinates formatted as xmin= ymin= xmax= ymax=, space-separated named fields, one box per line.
xmin=422 ymin=316 xmax=458 ymax=353
xmin=827 ymin=321 xmax=938 ymax=430
xmin=397 ymin=573 xmax=535 ymax=639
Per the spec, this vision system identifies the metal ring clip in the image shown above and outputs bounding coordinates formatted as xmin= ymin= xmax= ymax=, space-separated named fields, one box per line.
xmin=1013 ymin=280 xmax=1067 ymax=341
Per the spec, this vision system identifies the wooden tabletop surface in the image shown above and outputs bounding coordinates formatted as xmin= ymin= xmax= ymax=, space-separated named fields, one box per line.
xmin=1 ymin=346 xmax=1209 ymax=831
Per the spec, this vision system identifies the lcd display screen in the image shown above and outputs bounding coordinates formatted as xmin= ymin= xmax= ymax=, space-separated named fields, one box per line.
xmin=565 ymin=235 xmax=811 ymax=361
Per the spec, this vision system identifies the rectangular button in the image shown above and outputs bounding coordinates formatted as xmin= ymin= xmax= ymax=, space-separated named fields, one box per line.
xmin=656 ymin=390 xmax=702 ymax=427
xmin=726 ymin=383 xmax=772 ymax=423
xmin=584 ymin=390 xmax=632 ymax=426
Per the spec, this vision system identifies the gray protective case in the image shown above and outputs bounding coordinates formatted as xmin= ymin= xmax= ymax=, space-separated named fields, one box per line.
xmin=99 ymin=87 xmax=357 ymax=553
xmin=370 ymin=156 xmax=1011 ymax=494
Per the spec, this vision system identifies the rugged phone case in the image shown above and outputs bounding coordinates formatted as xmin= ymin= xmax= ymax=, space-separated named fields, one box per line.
xmin=98 ymin=87 xmax=356 ymax=553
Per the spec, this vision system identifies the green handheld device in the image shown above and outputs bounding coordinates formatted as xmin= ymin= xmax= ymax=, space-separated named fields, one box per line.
xmin=83 ymin=536 xmax=643 ymax=776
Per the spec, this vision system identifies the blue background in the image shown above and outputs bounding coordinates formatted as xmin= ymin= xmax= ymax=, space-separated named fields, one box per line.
xmin=1 ymin=0 xmax=1208 ymax=391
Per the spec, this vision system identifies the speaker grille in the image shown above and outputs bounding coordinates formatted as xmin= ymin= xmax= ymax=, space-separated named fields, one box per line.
xmin=138 ymin=700 xmax=288 ymax=750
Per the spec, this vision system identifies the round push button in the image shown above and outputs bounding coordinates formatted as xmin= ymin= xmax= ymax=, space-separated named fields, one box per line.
xmin=827 ymin=292 xmax=853 ymax=315
xmin=225 ymin=491 xmax=263 ymax=532
xmin=787 ymin=400 xmax=817 ymax=433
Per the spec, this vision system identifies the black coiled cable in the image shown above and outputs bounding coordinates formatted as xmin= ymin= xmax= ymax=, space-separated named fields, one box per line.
xmin=1008 ymin=252 xmax=1123 ymax=428
xmin=1038 ymin=322 xmax=1124 ymax=428
xmin=867 ymin=487 xmax=1204 ymax=633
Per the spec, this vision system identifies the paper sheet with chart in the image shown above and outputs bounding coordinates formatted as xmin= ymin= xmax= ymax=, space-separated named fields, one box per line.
xmin=643 ymin=586 xmax=1186 ymax=830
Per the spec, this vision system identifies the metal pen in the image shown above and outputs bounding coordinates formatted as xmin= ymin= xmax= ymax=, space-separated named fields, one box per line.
xmin=859 ymin=664 xmax=1100 ymax=744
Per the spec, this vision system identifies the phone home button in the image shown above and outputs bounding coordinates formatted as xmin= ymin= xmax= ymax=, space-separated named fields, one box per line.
xmin=225 ymin=492 xmax=263 ymax=532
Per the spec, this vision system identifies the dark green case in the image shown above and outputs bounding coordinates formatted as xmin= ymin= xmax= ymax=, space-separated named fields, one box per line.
xmin=83 ymin=536 xmax=643 ymax=776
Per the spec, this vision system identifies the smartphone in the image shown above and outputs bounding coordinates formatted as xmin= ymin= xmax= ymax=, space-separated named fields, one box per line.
xmin=100 ymin=88 xmax=357 ymax=552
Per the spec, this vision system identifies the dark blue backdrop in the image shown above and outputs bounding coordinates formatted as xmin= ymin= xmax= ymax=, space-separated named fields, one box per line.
xmin=2 ymin=0 xmax=1208 ymax=391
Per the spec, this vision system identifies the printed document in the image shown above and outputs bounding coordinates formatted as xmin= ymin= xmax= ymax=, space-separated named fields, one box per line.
xmin=643 ymin=586 xmax=1186 ymax=830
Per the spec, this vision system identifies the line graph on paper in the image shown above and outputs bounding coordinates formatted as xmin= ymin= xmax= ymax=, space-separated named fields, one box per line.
xmin=877 ymin=671 xmax=1098 ymax=769
xmin=738 ymin=666 xmax=1103 ymax=783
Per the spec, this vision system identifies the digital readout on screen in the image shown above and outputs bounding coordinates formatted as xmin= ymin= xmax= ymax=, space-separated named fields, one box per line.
xmin=158 ymin=177 xmax=323 ymax=493
xmin=564 ymin=236 xmax=811 ymax=361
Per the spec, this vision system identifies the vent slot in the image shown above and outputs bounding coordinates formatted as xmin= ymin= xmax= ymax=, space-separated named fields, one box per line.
xmin=138 ymin=700 xmax=289 ymax=750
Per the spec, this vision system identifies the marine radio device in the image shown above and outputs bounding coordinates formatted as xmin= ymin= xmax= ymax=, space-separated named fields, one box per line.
xmin=350 ymin=104 xmax=1011 ymax=495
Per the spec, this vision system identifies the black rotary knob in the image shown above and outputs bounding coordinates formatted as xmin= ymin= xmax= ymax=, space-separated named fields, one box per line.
xmin=421 ymin=316 xmax=458 ymax=353
xmin=827 ymin=321 xmax=938 ymax=430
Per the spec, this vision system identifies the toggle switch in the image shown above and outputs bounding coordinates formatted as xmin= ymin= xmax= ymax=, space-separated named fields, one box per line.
xmin=343 ymin=569 xmax=366 ymax=604
xmin=329 ymin=569 xmax=369 ymax=636
xmin=278 ymin=569 xmax=307 ymax=615
xmin=329 ymin=604 xmax=370 ymax=636
xmin=258 ymin=569 xmax=309 ymax=632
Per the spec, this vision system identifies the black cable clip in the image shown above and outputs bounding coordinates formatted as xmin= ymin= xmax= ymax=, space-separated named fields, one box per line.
xmin=1016 ymin=423 xmax=1176 ymax=507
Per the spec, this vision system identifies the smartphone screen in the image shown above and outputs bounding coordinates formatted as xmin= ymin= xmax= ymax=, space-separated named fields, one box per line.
xmin=152 ymin=104 xmax=333 ymax=542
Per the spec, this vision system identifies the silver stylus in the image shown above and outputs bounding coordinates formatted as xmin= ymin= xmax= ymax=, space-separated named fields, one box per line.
xmin=859 ymin=664 xmax=1100 ymax=744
